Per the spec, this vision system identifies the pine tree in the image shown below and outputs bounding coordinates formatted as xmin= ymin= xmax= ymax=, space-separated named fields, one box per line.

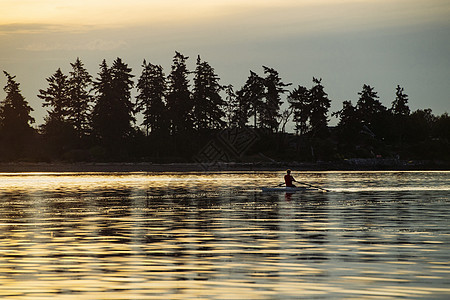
xmin=0 ymin=71 xmax=35 ymax=158
xmin=391 ymin=85 xmax=410 ymax=116
xmin=334 ymin=100 xmax=358 ymax=128
xmin=224 ymin=85 xmax=237 ymax=128
xmin=260 ymin=66 xmax=290 ymax=132
xmin=309 ymin=77 xmax=330 ymax=136
xmin=332 ymin=100 xmax=360 ymax=141
xmin=192 ymin=55 xmax=226 ymax=130
xmin=356 ymin=84 xmax=386 ymax=125
xmin=92 ymin=60 xmax=113 ymax=144
xmin=231 ymin=86 xmax=250 ymax=128
xmin=92 ymin=58 xmax=135 ymax=147
xmin=166 ymin=51 xmax=192 ymax=134
xmin=136 ymin=60 xmax=167 ymax=135
xmin=234 ymin=71 xmax=265 ymax=128
xmin=110 ymin=57 xmax=135 ymax=137
xmin=288 ymin=85 xmax=310 ymax=135
xmin=67 ymin=58 xmax=92 ymax=138
xmin=389 ymin=85 xmax=411 ymax=145
xmin=38 ymin=68 xmax=76 ymax=155
xmin=38 ymin=68 xmax=69 ymax=124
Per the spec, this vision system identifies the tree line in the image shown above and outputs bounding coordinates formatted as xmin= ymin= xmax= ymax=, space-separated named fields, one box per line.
xmin=1 ymin=52 xmax=449 ymax=163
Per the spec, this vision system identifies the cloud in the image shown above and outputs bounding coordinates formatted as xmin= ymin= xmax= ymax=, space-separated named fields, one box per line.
xmin=19 ymin=39 xmax=127 ymax=52
xmin=2 ymin=1 xmax=449 ymax=40
xmin=0 ymin=23 xmax=60 ymax=34
xmin=0 ymin=23 xmax=94 ymax=35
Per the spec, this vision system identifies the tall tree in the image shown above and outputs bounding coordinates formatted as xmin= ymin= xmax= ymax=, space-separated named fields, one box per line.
xmin=166 ymin=51 xmax=192 ymax=134
xmin=332 ymin=100 xmax=360 ymax=141
xmin=92 ymin=58 xmax=135 ymax=147
xmin=234 ymin=71 xmax=265 ymax=128
xmin=224 ymin=84 xmax=237 ymax=128
xmin=38 ymin=68 xmax=76 ymax=155
xmin=92 ymin=60 xmax=112 ymax=143
xmin=309 ymin=77 xmax=331 ymax=136
xmin=67 ymin=58 xmax=92 ymax=138
xmin=406 ymin=108 xmax=436 ymax=142
xmin=38 ymin=68 xmax=69 ymax=125
xmin=230 ymin=85 xmax=250 ymax=128
xmin=356 ymin=84 xmax=386 ymax=125
xmin=389 ymin=85 xmax=410 ymax=144
xmin=136 ymin=60 xmax=167 ymax=135
xmin=192 ymin=55 xmax=226 ymax=130
xmin=391 ymin=85 xmax=410 ymax=116
xmin=260 ymin=66 xmax=290 ymax=132
xmin=0 ymin=72 xmax=35 ymax=158
xmin=288 ymin=85 xmax=310 ymax=135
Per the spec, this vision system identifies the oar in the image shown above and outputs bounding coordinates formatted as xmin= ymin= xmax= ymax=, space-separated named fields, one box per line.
xmin=295 ymin=180 xmax=330 ymax=192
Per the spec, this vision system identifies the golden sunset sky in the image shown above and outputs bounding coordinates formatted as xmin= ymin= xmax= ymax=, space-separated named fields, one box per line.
xmin=1 ymin=0 xmax=449 ymax=125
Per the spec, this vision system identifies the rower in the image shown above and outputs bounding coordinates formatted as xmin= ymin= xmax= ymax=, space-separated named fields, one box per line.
xmin=284 ymin=169 xmax=297 ymax=187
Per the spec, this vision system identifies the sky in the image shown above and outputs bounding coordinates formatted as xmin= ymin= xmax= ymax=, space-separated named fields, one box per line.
xmin=1 ymin=0 xmax=449 ymax=128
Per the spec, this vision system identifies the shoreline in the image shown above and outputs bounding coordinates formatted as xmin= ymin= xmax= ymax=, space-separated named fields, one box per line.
xmin=0 ymin=159 xmax=448 ymax=173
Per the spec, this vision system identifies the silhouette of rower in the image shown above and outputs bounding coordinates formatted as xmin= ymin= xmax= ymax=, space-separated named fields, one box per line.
xmin=284 ymin=169 xmax=297 ymax=187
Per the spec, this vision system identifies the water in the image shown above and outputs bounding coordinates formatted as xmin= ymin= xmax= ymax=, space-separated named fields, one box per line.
xmin=0 ymin=171 xmax=449 ymax=299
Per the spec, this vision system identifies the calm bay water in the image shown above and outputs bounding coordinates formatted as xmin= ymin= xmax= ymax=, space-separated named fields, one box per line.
xmin=0 ymin=171 xmax=449 ymax=299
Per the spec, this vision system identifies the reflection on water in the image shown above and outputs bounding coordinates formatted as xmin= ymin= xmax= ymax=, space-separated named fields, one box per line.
xmin=0 ymin=171 xmax=449 ymax=299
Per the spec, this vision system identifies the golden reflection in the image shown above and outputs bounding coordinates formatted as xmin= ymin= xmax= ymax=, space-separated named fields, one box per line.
xmin=0 ymin=172 xmax=449 ymax=298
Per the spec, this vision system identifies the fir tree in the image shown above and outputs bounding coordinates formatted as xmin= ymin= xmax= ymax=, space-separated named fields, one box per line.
xmin=309 ymin=77 xmax=330 ymax=136
xmin=391 ymin=85 xmax=410 ymax=116
xmin=166 ymin=51 xmax=192 ymax=134
xmin=332 ymin=100 xmax=360 ymax=141
xmin=234 ymin=71 xmax=265 ymax=128
xmin=38 ymin=68 xmax=76 ymax=155
xmin=38 ymin=68 xmax=69 ymax=124
xmin=0 ymin=72 xmax=35 ymax=159
xmin=224 ymin=84 xmax=236 ymax=128
xmin=260 ymin=66 xmax=290 ymax=132
xmin=136 ymin=60 xmax=167 ymax=135
xmin=288 ymin=85 xmax=310 ymax=135
xmin=356 ymin=84 xmax=386 ymax=125
xmin=192 ymin=55 xmax=226 ymax=130
xmin=67 ymin=58 xmax=93 ymax=138
xmin=92 ymin=60 xmax=113 ymax=144
xmin=92 ymin=58 xmax=135 ymax=147
xmin=389 ymin=85 xmax=411 ymax=145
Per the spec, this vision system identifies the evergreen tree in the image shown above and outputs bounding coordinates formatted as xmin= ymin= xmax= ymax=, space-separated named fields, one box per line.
xmin=356 ymin=84 xmax=386 ymax=125
xmin=0 ymin=72 xmax=35 ymax=159
xmin=92 ymin=60 xmax=112 ymax=143
xmin=166 ymin=51 xmax=192 ymax=134
xmin=260 ymin=66 xmax=290 ymax=132
xmin=391 ymin=85 xmax=410 ymax=116
xmin=110 ymin=57 xmax=135 ymax=135
xmin=333 ymin=100 xmax=360 ymax=140
xmin=234 ymin=71 xmax=265 ymax=128
xmin=224 ymin=84 xmax=237 ymax=128
xmin=435 ymin=113 xmax=450 ymax=142
xmin=38 ymin=68 xmax=69 ymax=124
xmin=92 ymin=58 xmax=135 ymax=147
xmin=406 ymin=108 xmax=435 ymax=142
xmin=192 ymin=55 xmax=226 ymax=130
xmin=334 ymin=100 xmax=358 ymax=128
xmin=288 ymin=85 xmax=310 ymax=135
xmin=309 ymin=77 xmax=331 ymax=136
xmin=67 ymin=58 xmax=93 ymax=138
xmin=136 ymin=60 xmax=167 ymax=135
xmin=231 ymin=85 xmax=250 ymax=128
xmin=389 ymin=85 xmax=410 ymax=144
xmin=38 ymin=68 xmax=76 ymax=155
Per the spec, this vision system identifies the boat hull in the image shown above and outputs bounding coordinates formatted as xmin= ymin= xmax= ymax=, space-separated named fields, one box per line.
xmin=261 ymin=187 xmax=315 ymax=192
